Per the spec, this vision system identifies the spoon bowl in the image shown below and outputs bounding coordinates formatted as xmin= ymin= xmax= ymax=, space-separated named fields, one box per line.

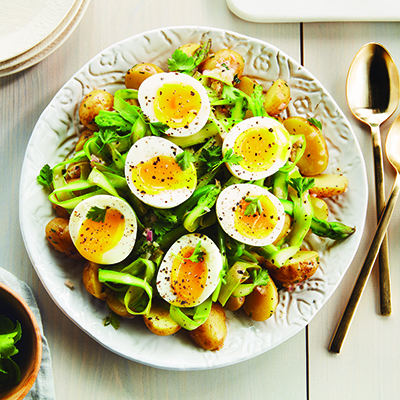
xmin=329 ymin=114 xmax=400 ymax=353
xmin=346 ymin=42 xmax=399 ymax=316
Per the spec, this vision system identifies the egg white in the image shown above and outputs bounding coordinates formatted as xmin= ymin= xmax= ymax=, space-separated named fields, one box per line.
xmin=222 ymin=116 xmax=291 ymax=180
xmin=124 ymin=136 xmax=197 ymax=209
xmin=216 ymin=183 xmax=286 ymax=247
xmin=138 ymin=72 xmax=210 ymax=137
xmin=156 ymin=233 xmax=223 ymax=308
xmin=69 ymin=194 xmax=137 ymax=265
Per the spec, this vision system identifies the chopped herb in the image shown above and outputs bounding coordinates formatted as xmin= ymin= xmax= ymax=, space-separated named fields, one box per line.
xmin=173 ymin=241 xmax=205 ymax=263
xmin=199 ymin=146 xmax=243 ymax=172
xmin=37 ymin=164 xmax=52 ymax=190
xmin=307 ymin=118 xmax=322 ymax=130
xmin=86 ymin=206 xmax=107 ymax=223
xmin=175 ymin=150 xmax=196 ymax=171
xmin=167 ymin=39 xmax=212 ymax=75
xmin=244 ymin=195 xmax=263 ymax=216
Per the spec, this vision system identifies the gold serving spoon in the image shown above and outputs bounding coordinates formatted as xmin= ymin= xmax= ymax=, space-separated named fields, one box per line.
xmin=346 ymin=42 xmax=399 ymax=316
xmin=329 ymin=113 xmax=400 ymax=353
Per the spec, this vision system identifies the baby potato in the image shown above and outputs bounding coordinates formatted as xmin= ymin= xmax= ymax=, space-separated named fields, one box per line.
xmin=82 ymin=261 xmax=106 ymax=300
xmin=234 ymin=75 xmax=257 ymax=96
xmin=310 ymin=196 xmax=329 ymax=220
xmin=125 ymin=62 xmax=164 ymax=90
xmin=263 ymin=79 xmax=291 ymax=116
xmin=75 ymin=130 xmax=94 ymax=152
xmin=308 ymin=174 xmax=349 ymax=198
xmin=224 ymin=295 xmax=245 ymax=312
xmin=143 ymin=305 xmax=181 ymax=336
xmin=283 ymin=116 xmax=329 ymax=176
xmin=266 ymin=250 xmax=320 ymax=287
xmin=52 ymin=203 xmax=70 ymax=219
xmin=199 ymin=48 xmax=245 ymax=85
xmin=106 ymin=290 xmax=135 ymax=319
xmin=243 ymin=279 xmax=279 ymax=322
xmin=189 ymin=303 xmax=227 ymax=351
xmin=177 ymin=43 xmax=201 ymax=57
xmin=79 ymin=89 xmax=114 ymax=131
xmin=45 ymin=217 xmax=82 ymax=259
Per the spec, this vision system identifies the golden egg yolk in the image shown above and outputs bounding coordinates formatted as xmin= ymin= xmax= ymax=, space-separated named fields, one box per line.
xmin=153 ymin=83 xmax=202 ymax=128
xmin=76 ymin=208 xmax=125 ymax=263
xmin=171 ymin=245 xmax=207 ymax=306
xmin=234 ymin=196 xmax=279 ymax=239
xmin=131 ymin=155 xmax=195 ymax=195
xmin=234 ymin=126 xmax=286 ymax=172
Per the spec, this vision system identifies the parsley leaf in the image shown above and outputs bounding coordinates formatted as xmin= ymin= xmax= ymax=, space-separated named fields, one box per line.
xmin=173 ymin=241 xmax=205 ymax=264
xmin=167 ymin=39 xmax=212 ymax=75
xmin=37 ymin=164 xmax=52 ymax=190
xmin=86 ymin=206 xmax=107 ymax=223
xmin=149 ymin=121 xmax=169 ymax=136
xmin=175 ymin=150 xmax=196 ymax=171
xmin=152 ymin=209 xmax=178 ymax=237
xmin=289 ymin=177 xmax=315 ymax=197
xmin=199 ymin=145 xmax=243 ymax=172
xmin=249 ymin=268 xmax=270 ymax=287
xmin=244 ymin=195 xmax=263 ymax=216
xmin=307 ymin=118 xmax=322 ymax=130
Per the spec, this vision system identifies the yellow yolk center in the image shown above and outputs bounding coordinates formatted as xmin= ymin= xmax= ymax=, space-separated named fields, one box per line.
xmin=171 ymin=245 xmax=207 ymax=306
xmin=76 ymin=208 xmax=125 ymax=263
xmin=234 ymin=196 xmax=279 ymax=239
xmin=234 ymin=126 xmax=284 ymax=172
xmin=153 ymin=83 xmax=202 ymax=128
xmin=131 ymin=155 xmax=195 ymax=195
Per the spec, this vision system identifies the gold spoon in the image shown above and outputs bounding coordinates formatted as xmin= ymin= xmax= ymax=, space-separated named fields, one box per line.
xmin=346 ymin=42 xmax=399 ymax=316
xmin=329 ymin=113 xmax=400 ymax=353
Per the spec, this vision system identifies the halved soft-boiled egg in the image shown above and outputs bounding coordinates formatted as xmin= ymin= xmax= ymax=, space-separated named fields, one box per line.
xmin=156 ymin=233 xmax=223 ymax=308
xmin=138 ymin=72 xmax=210 ymax=137
xmin=69 ymin=195 xmax=137 ymax=264
xmin=222 ymin=116 xmax=291 ymax=180
xmin=125 ymin=136 xmax=197 ymax=209
xmin=216 ymin=183 xmax=285 ymax=247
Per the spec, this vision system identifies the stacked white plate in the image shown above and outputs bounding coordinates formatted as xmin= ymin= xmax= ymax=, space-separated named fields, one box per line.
xmin=0 ymin=0 xmax=91 ymax=77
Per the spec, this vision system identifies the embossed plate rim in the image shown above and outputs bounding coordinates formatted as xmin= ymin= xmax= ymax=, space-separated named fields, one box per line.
xmin=19 ymin=26 xmax=368 ymax=370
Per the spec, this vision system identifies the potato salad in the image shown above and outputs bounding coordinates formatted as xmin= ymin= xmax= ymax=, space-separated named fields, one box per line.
xmin=38 ymin=38 xmax=355 ymax=351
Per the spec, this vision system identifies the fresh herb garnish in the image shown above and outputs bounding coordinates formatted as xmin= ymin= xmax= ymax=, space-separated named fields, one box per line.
xmin=244 ymin=195 xmax=263 ymax=216
xmin=86 ymin=206 xmax=107 ymax=223
xmin=103 ymin=309 xmax=120 ymax=330
xmin=173 ymin=241 xmax=205 ymax=263
xmin=199 ymin=146 xmax=243 ymax=172
xmin=289 ymin=177 xmax=315 ymax=197
xmin=0 ymin=315 xmax=22 ymax=389
xmin=167 ymin=39 xmax=212 ymax=75
xmin=175 ymin=150 xmax=196 ymax=171
xmin=307 ymin=118 xmax=322 ymax=130
xmin=37 ymin=164 xmax=52 ymax=190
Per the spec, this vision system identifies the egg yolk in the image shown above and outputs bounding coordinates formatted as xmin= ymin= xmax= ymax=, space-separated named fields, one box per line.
xmin=130 ymin=155 xmax=195 ymax=195
xmin=234 ymin=196 xmax=279 ymax=239
xmin=75 ymin=208 xmax=125 ymax=263
xmin=153 ymin=83 xmax=202 ymax=128
xmin=170 ymin=245 xmax=207 ymax=306
xmin=234 ymin=126 xmax=286 ymax=172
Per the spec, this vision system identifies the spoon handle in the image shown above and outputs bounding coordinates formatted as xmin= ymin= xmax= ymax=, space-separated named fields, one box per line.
xmin=329 ymin=174 xmax=400 ymax=354
xmin=371 ymin=124 xmax=391 ymax=316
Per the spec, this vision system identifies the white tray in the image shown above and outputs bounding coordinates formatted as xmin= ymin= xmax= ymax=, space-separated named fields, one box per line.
xmin=226 ymin=0 xmax=400 ymax=23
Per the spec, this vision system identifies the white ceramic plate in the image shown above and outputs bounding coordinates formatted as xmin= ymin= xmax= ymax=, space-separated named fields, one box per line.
xmin=0 ymin=0 xmax=75 ymax=62
xmin=19 ymin=26 xmax=368 ymax=370
xmin=0 ymin=0 xmax=91 ymax=77
xmin=226 ymin=0 xmax=400 ymax=22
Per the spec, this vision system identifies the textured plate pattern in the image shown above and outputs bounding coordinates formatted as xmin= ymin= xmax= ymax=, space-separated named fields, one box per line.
xmin=19 ymin=26 xmax=368 ymax=370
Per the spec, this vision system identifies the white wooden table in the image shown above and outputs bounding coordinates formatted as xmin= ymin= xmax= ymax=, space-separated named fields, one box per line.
xmin=1 ymin=1 xmax=400 ymax=399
